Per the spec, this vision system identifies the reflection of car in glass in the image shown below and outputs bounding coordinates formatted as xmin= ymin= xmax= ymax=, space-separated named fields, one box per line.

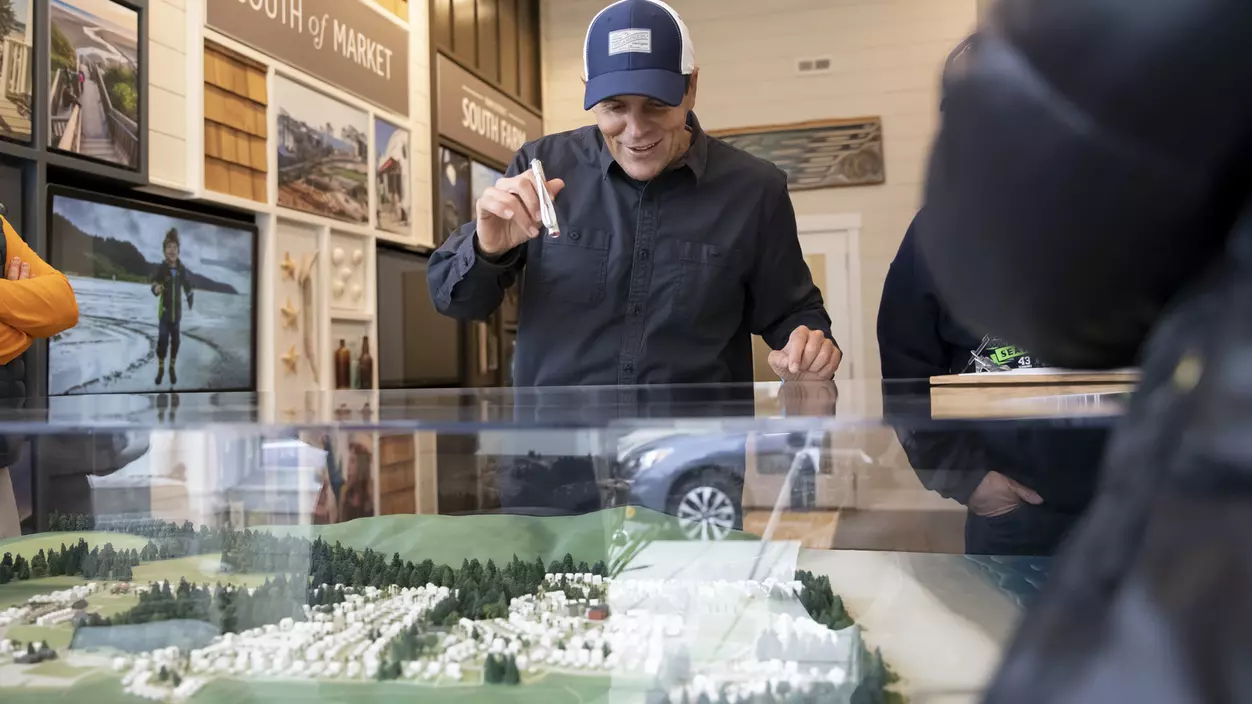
xmin=612 ymin=431 xmax=864 ymax=541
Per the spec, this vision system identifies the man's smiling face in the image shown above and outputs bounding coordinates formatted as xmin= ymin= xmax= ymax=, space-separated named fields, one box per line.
xmin=590 ymin=71 xmax=698 ymax=181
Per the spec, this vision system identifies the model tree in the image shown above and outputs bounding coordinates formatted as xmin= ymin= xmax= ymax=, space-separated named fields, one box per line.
xmin=13 ymin=554 xmax=29 ymax=581
xmin=502 ymin=654 xmax=520 ymax=685
xmin=484 ymin=652 xmax=502 ymax=684
xmin=30 ymin=550 xmax=47 ymax=578
xmin=851 ymin=647 xmax=889 ymax=704
xmin=796 ymin=570 xmax=853 ymax=630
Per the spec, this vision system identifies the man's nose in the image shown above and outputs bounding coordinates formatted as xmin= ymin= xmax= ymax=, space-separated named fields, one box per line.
xmin=623 ymin=114 xmax=649 ymax=140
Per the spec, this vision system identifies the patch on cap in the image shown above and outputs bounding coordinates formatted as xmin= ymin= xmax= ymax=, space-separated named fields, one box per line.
xmin=608 ymin=28 xmax=652 ymax=55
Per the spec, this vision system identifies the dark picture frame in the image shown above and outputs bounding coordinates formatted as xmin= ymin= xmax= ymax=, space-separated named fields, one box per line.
xmin=44 ymin=184 xmax=260 ymax=396
xmin=45 ymin=0 xmax=143 ymax=172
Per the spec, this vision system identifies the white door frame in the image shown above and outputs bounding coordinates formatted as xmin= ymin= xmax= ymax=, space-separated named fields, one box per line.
xmin=796 ymin=214 xmax=864 ymax=382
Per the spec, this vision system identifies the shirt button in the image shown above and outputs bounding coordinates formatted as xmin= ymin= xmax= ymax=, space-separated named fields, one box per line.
xmin=630 ymin=305 xmax=641 ymax=316
xmin=569 ymin=231 xmax=581 ymax=241
xmin=623 ymin=362 xmax=635 ymax=373
xmin=639 ymin=249 xmax=649 ymax=260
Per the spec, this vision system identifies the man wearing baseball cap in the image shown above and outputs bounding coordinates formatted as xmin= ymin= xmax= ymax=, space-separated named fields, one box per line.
xmin=429 ymin=0 xmax=840 ymax=388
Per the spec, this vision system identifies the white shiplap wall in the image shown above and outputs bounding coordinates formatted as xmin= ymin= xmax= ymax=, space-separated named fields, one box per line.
xmin=148 ymin=0 xmax=191 ymax=190
xmin=410 ymin=0 xmax=435 ymax=247
xmin=540 ymin=0 xmax=978 ymax=381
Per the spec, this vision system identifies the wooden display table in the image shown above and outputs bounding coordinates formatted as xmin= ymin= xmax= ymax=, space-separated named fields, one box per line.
xmin=930 ymin=369 xmax=1140 ymax=420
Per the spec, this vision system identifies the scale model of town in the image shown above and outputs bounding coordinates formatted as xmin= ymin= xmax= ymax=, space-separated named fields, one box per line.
xmin=0 ymin=512 xmax=893 ymax=703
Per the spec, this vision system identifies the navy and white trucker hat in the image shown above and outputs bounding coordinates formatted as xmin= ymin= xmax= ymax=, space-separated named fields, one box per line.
xmin=583 ymin=0 xmax=695 ymax=110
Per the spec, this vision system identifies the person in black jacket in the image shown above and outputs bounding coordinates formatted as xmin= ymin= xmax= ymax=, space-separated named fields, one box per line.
xmin=919 ymin=2 xmax=1252 ymax=702
xmin=150 ymin=228 xmax=194 ymax=386
xmin=879 ymin=214 xmax=1104 ymax=555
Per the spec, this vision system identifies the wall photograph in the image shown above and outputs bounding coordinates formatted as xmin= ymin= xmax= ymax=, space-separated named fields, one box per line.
xmin=275 ymin=76 xmax=369 ymax=225
xmin=48 ymin=0 xmax=141 ymax=169
xmin=47 ymin=188 xmax=257 ymax=395
xmin=0 ymin=0 xmax=32 ymax=143
xmin=374 ymin=118 xmax=410 ymax=235
xmin=439 ymin=147 xmax=470 ymax=245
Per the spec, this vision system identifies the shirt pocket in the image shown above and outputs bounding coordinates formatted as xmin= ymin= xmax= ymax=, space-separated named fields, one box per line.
xmin=536 ymin=228 xmax=612 ymax=305
xmin=675 ymin=240 xmax=744 ymax=320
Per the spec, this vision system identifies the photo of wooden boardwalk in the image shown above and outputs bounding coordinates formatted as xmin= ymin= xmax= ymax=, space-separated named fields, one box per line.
xmin=47 ymin=0 xmax=139 ymax=169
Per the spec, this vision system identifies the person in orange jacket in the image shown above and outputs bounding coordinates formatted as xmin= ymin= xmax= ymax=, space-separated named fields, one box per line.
xmin=0 ymin=214 xmax=79 ymax=368
xmin=0 ymin=213 xmax=77 ymax=536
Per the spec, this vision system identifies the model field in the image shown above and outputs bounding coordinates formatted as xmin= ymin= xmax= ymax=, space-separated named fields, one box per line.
xmin=0 ymin=513 xmax=895 ymax=703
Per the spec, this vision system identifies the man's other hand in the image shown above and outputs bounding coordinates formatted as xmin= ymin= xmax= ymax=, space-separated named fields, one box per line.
xmin=969 ymin=470 xmax=1043 ymax=517
xmin=475 ymin=173 xmax=566 ymax=256
xmin=768 ymin=326 xmax=842 ymax=381
xmin=6 ymin=257 xmax=30 ymax=281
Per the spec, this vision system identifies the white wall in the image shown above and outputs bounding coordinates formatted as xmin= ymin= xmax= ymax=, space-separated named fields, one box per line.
xmin=148 ymin=0 xmax=190 ymax=190
xmin=540 ymin=0 xmax=979 ymax=380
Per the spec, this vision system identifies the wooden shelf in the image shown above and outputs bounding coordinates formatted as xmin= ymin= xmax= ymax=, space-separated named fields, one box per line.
xmin=331 ymin=311 xmax=374 ymax=322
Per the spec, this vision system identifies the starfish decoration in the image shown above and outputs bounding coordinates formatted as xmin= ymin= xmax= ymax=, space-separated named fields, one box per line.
xmin=282 ymin=344 xmax=300 ymax=373
xmin=280 ymin=298 xmax=299 ymax=329
xmin=280 ymin=252 xmax=297 ymax=280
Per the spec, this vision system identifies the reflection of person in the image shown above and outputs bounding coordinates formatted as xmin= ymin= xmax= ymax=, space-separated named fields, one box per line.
xmin=919 ymin=5 xmax=1252 ymax=702
xmin=0 ymin=214 xmax=79 ymax=370
xmin=312 ymin=434 xmax=372 ymax=524
xmin=0 ymin=213 xmax=78 ymax=537
xmin=150 ymin=228 xmax=194 ymax=386
xmin=429 ymin=0 xmax=840 ymax=387
xmin=878 ymin=215 xmax=1103 ymax=555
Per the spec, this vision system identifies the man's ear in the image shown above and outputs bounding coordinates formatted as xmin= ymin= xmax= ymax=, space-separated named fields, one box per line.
xmin=686 ymin=68 xmax=699 ymax=107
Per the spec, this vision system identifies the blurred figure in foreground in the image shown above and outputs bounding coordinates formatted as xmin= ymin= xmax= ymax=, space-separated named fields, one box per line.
xmin=879 ymin=215 xmax=1105 ymax=556
xmin=0 ymin=212 xmax=78 ymax=537
xmin=921 ymin=2 xmax=1252 ymax=703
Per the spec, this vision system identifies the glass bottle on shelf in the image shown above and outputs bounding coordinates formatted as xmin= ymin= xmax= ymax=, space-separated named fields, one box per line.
xmin=357 ymin=335 xmax=374 ymax=390
xmin=334 ymin=339 xmax=351 ymax=389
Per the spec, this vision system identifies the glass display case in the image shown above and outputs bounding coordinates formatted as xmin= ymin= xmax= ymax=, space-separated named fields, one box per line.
xmin=0 ymin=379 xmax=1131 ymax=703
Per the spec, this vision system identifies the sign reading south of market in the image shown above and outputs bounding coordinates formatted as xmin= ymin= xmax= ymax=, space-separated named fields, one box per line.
xmin=208 ymin=0 xmax=409 ymax=117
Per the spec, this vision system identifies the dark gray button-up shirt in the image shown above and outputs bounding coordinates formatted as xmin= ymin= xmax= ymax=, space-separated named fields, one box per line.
xmin=428 ymin=112 xmax=833 ymax=387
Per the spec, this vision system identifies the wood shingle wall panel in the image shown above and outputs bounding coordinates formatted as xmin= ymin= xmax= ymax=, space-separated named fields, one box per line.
xmin=204 ymin=41 xmax=269 ymax=202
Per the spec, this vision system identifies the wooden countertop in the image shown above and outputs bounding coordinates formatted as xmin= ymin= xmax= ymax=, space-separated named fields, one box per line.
xmin=929 ymin=370 xmax=1139 ymax=419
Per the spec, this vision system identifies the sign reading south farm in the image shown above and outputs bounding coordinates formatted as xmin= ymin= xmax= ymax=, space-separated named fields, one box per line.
xmin=207 ymin=0 xmax=409 ymax=116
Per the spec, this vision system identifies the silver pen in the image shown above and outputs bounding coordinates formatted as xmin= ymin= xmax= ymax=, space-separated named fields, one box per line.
xmin=529 ymin=158 xmax=561 ymax=237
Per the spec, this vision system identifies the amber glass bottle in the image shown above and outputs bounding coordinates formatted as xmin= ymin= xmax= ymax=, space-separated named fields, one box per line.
xmin=357 ymin=335 xmax=374 ymax=389
xmin=334 ymin=339 xmax=351 ymax=389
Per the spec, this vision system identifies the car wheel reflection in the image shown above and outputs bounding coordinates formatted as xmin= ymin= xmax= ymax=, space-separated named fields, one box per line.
xmin=675 ymin=483 xmax=738 ymax=541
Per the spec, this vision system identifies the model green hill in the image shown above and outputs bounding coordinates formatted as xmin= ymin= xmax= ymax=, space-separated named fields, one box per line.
xmin=254 ymin=505 xmax=757 ymax=567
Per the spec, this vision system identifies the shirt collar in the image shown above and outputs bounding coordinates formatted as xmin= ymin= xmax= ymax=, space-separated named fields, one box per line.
xmin=597 ymin=111 xmax=708 ymax=184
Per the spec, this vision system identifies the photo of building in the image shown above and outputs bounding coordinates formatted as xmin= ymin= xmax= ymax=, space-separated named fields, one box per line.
xmin=374 ymin=119 xmax=410 ymax=235
xmin=275 ymin=76 xmax=369 ymax=224
xmin=47 ymin=0 xmax=140 ymax=168
xmin=0 ymin=0 xmax=31 ymax=142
